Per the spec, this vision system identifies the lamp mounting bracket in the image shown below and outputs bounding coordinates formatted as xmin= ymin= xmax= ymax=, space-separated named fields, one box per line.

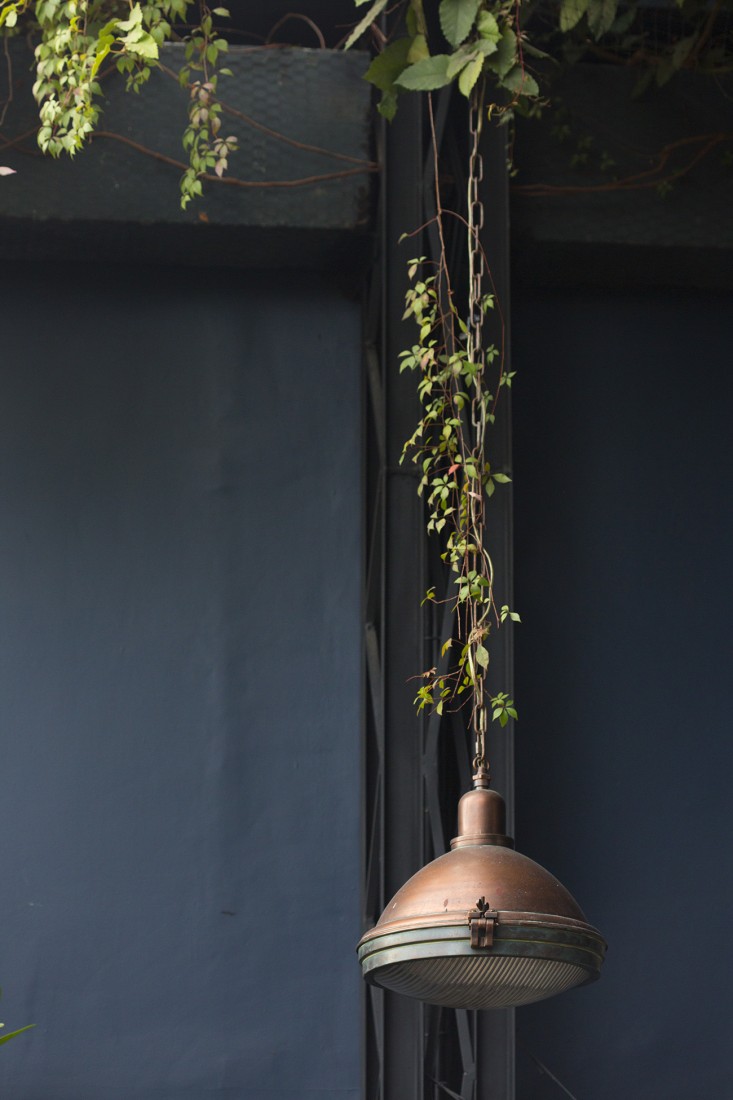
xmin=468 ymin=896 xmax=499 ymax=948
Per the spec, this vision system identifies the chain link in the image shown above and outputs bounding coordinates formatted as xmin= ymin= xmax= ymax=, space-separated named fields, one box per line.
xmin=466 ymin=87 xmax=489 ymax=770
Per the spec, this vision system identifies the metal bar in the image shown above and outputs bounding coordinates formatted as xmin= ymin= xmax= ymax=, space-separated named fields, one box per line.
xmin=455 ymin=1010 xmax=477 ymax=1100
xmin=365 ymin=476 xmax=384 ymax=627
xmin=368 ymin=89 xmax=426 ymax=1100
xmin=365 ymin=344 xmax=387 ymax=469
xmin=362 ymin=105 xmax=387 ymax=1100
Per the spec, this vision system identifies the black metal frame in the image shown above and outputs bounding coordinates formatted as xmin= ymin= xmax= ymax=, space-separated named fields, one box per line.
xmin=361 ymin=90 xmax=515 ymax=1100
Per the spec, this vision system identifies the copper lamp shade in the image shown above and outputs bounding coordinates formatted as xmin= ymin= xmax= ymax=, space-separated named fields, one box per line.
xmin=357 ymin=777 xmax=606 ymax=1010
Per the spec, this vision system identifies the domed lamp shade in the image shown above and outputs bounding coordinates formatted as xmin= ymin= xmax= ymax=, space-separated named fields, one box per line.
xmin=357 ymin=770 xmax=606 ymax=1010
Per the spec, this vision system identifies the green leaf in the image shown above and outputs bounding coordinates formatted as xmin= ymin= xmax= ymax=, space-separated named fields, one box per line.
xmin=484 ymin=28 xmax=517 ymax=79
xmin=0 ymin=1024 xmax=35 ymax=1046
xmin=493 ymin=472 xmax=511 ymax=483
xmin=477 ymin=10 xmax=500 ymax=41
xmin=410 ymin=0 xmax=428 ymax=35
xmin=439 ymin=0 xmax=481 ymax=47
xmin=446 ymin=44 xmax=475 ymax=79
xmin=344 ymin=0 xmax=389 ymax=49
xmin=458 ymin=55 xmax=484 ymax=97
xmin=378 ymin=91 xmax=398 ymax=121
xmin=559 ymin=0 xmax=588 ymax=32
xmin=587 ymin=0 xmax=617 ymax=39
xmin=364 ymin=37 xmax=411 ymax=91
xmin=396 ymin=54 xmax=453 ymax=91
xmin=475 ymin=38 xmax=499 ymax=57
xmin=116 ymin=3 xmax=143 ymax=31
xmin=501 ymin=66 xmax=539 ymax=97
xmin=124 ymin=33 xmax=159 ymax=60
xmin=407 ymin=33 xmax=430 ymax=63
xmin=475 ymin=643 xmax=489 ymax=669
xmin=212 ymin=6 xmax=230 ymax=14
xmin=91 ymin=43 xmax=113 ymax=77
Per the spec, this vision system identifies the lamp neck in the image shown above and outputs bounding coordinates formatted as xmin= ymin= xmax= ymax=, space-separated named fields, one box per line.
xmin=450 ymin=779 xmax=514 ymax=850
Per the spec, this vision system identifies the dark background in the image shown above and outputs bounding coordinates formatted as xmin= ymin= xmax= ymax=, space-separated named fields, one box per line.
xmin=513 ymin=286 xmax=733 ymax=1098
xmin=0 ymin=262 xmax=362 ymax=1099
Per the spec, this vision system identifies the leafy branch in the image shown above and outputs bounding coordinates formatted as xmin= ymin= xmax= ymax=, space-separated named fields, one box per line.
xmin=178 ymin=1 xmax=237 ymax=207
xmin=399 ymin=249 xmax=517 ymax=734
xmin=348 ymin=0 xmax=542 ymax=122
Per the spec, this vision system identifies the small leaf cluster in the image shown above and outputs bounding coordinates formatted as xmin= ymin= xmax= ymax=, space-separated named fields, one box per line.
xmin=348 ymin=0 xmax=541 ymax=121
xmin=556 ymin=0 xmax=733 ymax=93
xmin=178 ymin=5 xmax=237 ymax=207
xmin=31 ymin=0 xmax=165 ymax=157
xmin=1 ymin=0 xmax=239 ymax=203
xmin=489 ymin=691 xmax=517 ymax=727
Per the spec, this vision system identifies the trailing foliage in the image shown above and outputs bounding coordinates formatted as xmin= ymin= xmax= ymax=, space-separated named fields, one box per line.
xmin=0 ymin=0 xmax=236 ymax=204
xmin=399 ymin=254 xmax=518 ymax=731
xmin=348 ymin=0 xmax=733 ymax=113
xmin=0 ymin=0 xmax=730 ymax=199
xmin=351 ymin=0 xmax=541 ymax=122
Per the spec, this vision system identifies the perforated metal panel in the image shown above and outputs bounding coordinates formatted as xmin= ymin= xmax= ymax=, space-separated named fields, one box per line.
xmin=1 ymin=42 xmax=371 ymax=228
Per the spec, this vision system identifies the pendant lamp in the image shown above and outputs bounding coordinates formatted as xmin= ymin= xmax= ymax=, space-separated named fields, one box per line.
xmin=357 ymin=765 xmax=606 ymax=1009
xmin=358 ymin=89 xmax=606 ymax=1012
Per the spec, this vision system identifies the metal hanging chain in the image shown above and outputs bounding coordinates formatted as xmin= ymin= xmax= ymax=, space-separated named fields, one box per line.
xmin=466 ymin=85 xmax=490 ymax=777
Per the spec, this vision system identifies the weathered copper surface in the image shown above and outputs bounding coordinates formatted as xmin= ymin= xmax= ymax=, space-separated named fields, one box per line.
xmin=361 ymin=841 xmax=590 ymax=942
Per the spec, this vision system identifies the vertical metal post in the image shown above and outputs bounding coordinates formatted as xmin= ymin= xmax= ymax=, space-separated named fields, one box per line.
xmin=362 ymin=92 xmax=515 ymax=1100
xmin=381 ymin=91 xmax=427 ymax=1100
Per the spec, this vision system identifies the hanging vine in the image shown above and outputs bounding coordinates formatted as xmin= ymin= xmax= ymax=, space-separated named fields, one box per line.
xmin=399 ymin=90 xmax=520 ymax=753
xmin=347 ymin=0 xmax=537 ymax=758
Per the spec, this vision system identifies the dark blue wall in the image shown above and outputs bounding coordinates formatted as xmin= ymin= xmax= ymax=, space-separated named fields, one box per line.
xmin=0 ymin=263 xmax=361 ymax=1098
xmin=513 ymin=288 xmax=733 ymax=1098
